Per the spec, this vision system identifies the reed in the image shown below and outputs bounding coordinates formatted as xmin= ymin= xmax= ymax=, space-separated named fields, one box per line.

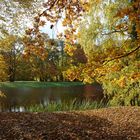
xmin=27 ymin=99 xmax=109 ymax=112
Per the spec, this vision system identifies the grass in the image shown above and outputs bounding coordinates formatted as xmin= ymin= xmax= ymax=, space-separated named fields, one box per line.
xmin=0 ymin=81 xmax=86 ymax=88
xmin=27 ymin=99 xmax=109 ymax=112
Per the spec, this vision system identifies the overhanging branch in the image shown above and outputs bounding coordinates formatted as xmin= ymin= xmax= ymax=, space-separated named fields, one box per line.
xmin=103 ymin=45 xmax=140 ymax=64
xmin=102 ymin=27 xmax=128 ymax=35
xmin=39 ymin=0 xmax=60 ymax=17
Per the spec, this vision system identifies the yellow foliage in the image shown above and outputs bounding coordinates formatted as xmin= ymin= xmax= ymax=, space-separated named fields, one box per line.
xmin=64 ymin=43 xmax=76 ymax=56
xmin=0 ymin=55 xmax=8 ymax=81
xmin=117 ymin=77 xmax=126 ymax=88
xmin=83 ymin=76 xmax=93 ymax=84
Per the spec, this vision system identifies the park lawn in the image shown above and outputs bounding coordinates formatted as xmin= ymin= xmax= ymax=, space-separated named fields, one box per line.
xmin=0 ymin=81 xmax=85 ymax=88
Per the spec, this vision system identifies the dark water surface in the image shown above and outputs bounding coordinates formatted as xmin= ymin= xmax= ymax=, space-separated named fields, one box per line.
xmin=0 ymin=85 xmax=103 ymax=112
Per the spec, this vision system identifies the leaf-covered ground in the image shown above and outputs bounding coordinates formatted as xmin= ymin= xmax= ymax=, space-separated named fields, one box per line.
xmin=0 ymin=107 xmax=140 ymax=140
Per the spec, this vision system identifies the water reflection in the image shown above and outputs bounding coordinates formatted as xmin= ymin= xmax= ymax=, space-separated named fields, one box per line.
xmin=0 ymin=85 xmax=103 ymax=112
xmin=10 ymin=106 xmax=25 ymax=112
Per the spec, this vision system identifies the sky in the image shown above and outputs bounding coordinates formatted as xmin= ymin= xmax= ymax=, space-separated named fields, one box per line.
xmin=39 ymin=18 xmax=65 ymax=39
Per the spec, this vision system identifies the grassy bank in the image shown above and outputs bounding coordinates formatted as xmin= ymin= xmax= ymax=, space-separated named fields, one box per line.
xmin=0 ymin=81 xmax=86 ymax=88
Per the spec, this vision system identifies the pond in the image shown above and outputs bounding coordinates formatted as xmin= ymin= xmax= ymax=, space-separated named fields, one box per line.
xmin=0 ymin=84 xmax=104 ymax=112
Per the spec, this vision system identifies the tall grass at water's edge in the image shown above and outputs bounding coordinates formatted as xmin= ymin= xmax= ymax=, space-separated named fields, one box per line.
xmin=27 ymin=99 xmax=109 ymax=112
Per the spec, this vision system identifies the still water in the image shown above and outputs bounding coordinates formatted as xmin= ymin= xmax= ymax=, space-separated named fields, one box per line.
xmin=0 ymin=85 xmax=103 ymax=112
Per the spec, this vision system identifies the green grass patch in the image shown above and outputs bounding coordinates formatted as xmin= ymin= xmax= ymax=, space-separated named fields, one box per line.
xmin=0 ymin=81 xmax=86 ymax=89
xmin=27 ymin=99 xmax=109 ymax=112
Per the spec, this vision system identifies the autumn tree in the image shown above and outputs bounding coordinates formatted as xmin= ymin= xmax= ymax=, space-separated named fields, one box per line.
xmin=0 ymin=0 xmax=44 ymax=37
xmin=0 ymin=0 xmax=46 ymax=81
xmin=63 ymin=43 xmax=87 ymax=81
xmin=0 ymin=35 xmax=24 ymax=81
xmin=0 ymin=54 xmax=8 ymax=81
xmin=75 ymin=0 xmax=140 ymax=105
xmin=23 ymin=0 xmax=88 ymax=55
xmin=22 ymin=0 xmax=89 ymax=81
xmin=15 ymin=57 xmax=34 ymax=81
xmin=20 ymin=0 xmax=139 ymax=105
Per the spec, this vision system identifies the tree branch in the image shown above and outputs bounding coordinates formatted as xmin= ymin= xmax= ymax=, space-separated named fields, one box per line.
xmin=102 ymin=27 xmax=128 ymax=35
xmin=103 ymin=45 xmax=140 ymax=64
xmin=39 ymin=0 xmax=60 ymax=17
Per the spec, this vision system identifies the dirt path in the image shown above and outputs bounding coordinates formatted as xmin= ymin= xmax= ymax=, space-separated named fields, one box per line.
xmin=0 ymin=107 xmax=140 ymax=140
